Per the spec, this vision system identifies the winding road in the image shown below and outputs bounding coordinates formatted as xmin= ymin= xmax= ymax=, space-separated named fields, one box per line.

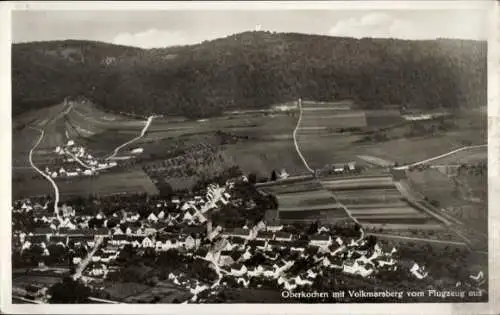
xmin=292 ymin=99 xmax=315 ymax=174
xmin=394 ymin=145 xmax=487 ymax=170
xmin=105 ymin=115 xmax=156 ymax=160
xmin=28 ymin=127 xmax=62 ymax=222
xmin=72 ymin=236 xmax=104 ymax=280
xmin=292 ymin=99 xmax=362 ymax=229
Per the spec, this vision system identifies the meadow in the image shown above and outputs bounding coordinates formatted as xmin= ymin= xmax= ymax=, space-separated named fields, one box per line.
xmin=296 ymin=101 xmax=486 ymax=170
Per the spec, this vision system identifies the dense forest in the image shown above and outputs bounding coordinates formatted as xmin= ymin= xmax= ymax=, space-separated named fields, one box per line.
xmin=12 ymin=31 xmax=486 ymax=118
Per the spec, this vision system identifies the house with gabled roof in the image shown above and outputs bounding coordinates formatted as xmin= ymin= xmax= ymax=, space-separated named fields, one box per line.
xmin=27 ymin=235 xmax=47 ymax=245
xmin=266 ymin=224 xmax=283 ymax=232
xmin=268 ymin=239 xmax=285 ymax=249
xmin=111 ymin=234 xmax=129 ymax=245
xmin=289 ymin=240 xmax=308 ymax=252
xmin=410 ymin=263 xmax=428 ymax=279
xmin=274 ymin=232 xmax=293 ymax=242
xmin=141 ymin=236 xmax=154 ymax=248
xmin=247 ymin=239 xmax=266 ymax=249
xmin=143 ymin=227 xmax=157 ymax=236
xmin=309 ymin=234 xmax=332 ymax=247
xmin=223 ymin=228 xmax=251 ymax=240
xmin=34 ymin=227 xmax=53 ymax=236
xmin=255 ymin=231 xmax=274 ymax=241
xmin=147 ymin=212 xmax=158 ymax=223
xmin=230 ymin=263 xmax=248 ymax=277
xmin=95 ymin=228 xmax=109 ymax=237
xmin=49 ymin=235 xmax=68 ymax=246
xmin=112 ymin=226 xmax=123 ymax=235
xmin=182 ymin=225 xmax=205 ymax=236
xmin=218 ymin=250 xmax=235 ymax=266
xmin=66 ymin=229 xmax=85 ymax=236
xmin=157 ymin=210 xmax=166 ymax=220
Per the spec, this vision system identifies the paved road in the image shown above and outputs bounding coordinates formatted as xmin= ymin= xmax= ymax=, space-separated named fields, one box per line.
xmin=64 ymin=149 xmax=93 ymax=169
xmin=291 ymin=99 xmax=362 ymax=228
xmin=394 ymin=145 xmax=487 ymax=170
xmin=393 ymin=179 xmax=474 ymax=247
xmin=106 ymin=115 xmax=156 ymax=160
xmin=26 ymin=102 xmax=75 ymax=222
xmin=72 ymin=236 xmax=104 ymax=280
xmin=28 ymin=127 xmax=62 ymax=222
xmin=292 ymin=99 xmax=315 ymax=174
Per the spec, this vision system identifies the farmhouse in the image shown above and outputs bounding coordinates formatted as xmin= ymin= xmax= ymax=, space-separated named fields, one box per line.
xmin=255 ymin=231 xmax=274 ymax=241
xmin=131 ymin=148 xmax=144 ymax=154
xmin=274 ymin=232 xmax=293 ymax=242
xmin=410 ymin=263 xmax=428 ymax=279
xmin=266 ymin=224 xmax=283 ymax=232
xmin=223 ymin=228 xmax=251 ymax=239
xmin=309 ymin=235 xmax=332 ymax=247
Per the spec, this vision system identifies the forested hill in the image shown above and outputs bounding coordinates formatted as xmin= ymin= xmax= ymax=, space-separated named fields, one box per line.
xmin=12 ymin=31 xmax=486 ymax=118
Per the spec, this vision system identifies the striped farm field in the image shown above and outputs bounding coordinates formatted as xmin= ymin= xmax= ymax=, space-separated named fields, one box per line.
xmin=258 ymin=178 xmax=322 ymax=195
xmin=276 ymin=189 xmax=336 ymax=206
xmin=279 ymin=208 xmax=349 ymax=222
xmin=362 ymin=223 xmax=445 ymax=230
xmin=320 ymin=176 xmax=395 ymax=190
xmin=300 ymin=111 xmax=367 ymax=129
xmin=257 ymin=176 xmax=351 ymax=223
xmin=300 ymin=100 xmax=355 ymax=109
xmin=316 ymin=177 xmax=446 ymax=232
xmin=349 ymin=206 xmax=425 ymax=216
xmin=332 ymin=188 xmax=404 ymax=204
xmin=356 ymin=217 xmax=438 ymax=225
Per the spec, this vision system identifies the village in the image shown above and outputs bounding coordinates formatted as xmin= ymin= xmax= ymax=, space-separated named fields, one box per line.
xmin=11 ymin=173 xmax=471 ymax=304
xmin=43 ymin=139 xmax=146 ymax=178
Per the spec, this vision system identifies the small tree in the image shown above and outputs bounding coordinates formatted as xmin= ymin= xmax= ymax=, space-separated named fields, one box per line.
xmin=270 ymin=170 xmax=278 ymax=181
xmin=248 ymin=173 xmax=257 ymax=184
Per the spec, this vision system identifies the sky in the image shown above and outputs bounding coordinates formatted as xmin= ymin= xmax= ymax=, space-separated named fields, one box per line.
xmin=12 ymin=8 xmax=490 ymax=49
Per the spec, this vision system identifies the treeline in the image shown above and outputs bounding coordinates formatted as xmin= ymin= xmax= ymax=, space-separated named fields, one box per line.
xmin=13 ymin=32 xmax=486 ymax=118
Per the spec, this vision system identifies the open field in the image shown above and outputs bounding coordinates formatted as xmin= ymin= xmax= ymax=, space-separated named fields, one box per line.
xmin=13 ymin=100 xmax=487 ymax=202
xmin=424 ymin=146 xmax=487 ymax=166
xmin=102 ymin=281 xmax=151 ymax=301
xmin=13 ymin=275 xmax=62 ymax=288
xmin=294 ymin=101 xmax=485 ymax=171
xmin=123 ymin=282 xmax=191 ymax=303
xmin=13 ymin=168 xmax=158 ymax=200
xmin=406 ymin=168 xmax=487 ymax=232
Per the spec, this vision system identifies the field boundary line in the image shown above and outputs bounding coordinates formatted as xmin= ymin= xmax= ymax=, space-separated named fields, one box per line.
xmin=367 ymin=233 xmax=468 ymax=246
xmin=394 ymin=145 xmax=487 ymax=170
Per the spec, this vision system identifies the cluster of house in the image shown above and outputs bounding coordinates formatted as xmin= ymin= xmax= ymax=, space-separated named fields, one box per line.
xmin=13 ymin=178 xmax=240 ymax=283
xmin=316 ymin=161 xmax=358 ymax=176
xmin=48 ymin=139 xmax=117 ymax=178
xmin=200 ymin=224 xmax=405 ymax=292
